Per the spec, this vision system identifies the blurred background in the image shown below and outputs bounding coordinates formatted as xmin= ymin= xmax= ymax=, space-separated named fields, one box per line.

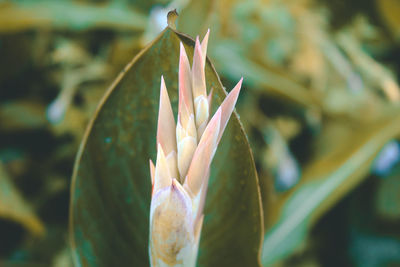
xmin=1 ymin=0 xmax=400 ymax=266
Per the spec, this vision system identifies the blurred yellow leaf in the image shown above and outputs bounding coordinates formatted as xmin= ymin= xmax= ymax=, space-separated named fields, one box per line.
xmin=0 ymin=163 xmax=44 ymax=236
xmin=376 ymin=0 xmax=400 ymax=39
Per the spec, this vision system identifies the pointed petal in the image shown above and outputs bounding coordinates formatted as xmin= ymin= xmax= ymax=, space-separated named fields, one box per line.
xmin=185 ymin=108 xmax=221 ymax=196
xmin=153 ymin=144 xmax=172 ymax=194
xmin=207 ymin=87 xmax=214 ymax=111
xmin=194 ymin=168 xmax=209 ymax=222
xmin=192 ymin=37 xmax=207 ymax=100
xmin=177 ymin=136 xmax=197 ymax=180
xmin=179 ymin=42 xmax=193 ymax=117
xmin=176 ymin=114 xmax=197 ymax=181
xmin=186 ymin=114 xmax=197 ymax=138
xmin=177 ymin=105 xmax=197 ymax=142
xmin=194 ymin=95 xmax=209 ymax=138
xmin=217 ymin=78 xmax=242 ymax=143
xmin=149 ymin=159 xmax=155 ymax=185
xmin=193 ymin=214 xmax=204 ymax=245
xmin=157 ymin=76 xmax=177 ymax=154
xmin=200 ymin=29 xmax=210 ymax=67
xmin=165 ymin=150 xmax=178 ymax=180
xmin=171 ymin=178 xmax=191 ymax=202
xmin=178 ymin=93 xmax=192 ymax=130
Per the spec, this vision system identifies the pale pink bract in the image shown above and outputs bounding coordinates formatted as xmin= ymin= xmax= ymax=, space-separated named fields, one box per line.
xmin=149 ymin=30 xmax=243 ymax=267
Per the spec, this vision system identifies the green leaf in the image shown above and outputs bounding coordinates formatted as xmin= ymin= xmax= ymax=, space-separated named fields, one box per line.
xmin=261 ymin=109 xmax=400 ymax=265
xmin=0 ymin=163 xmax=44 ymax=236
xmin=70 ymin=27 xmax=263 ymax=266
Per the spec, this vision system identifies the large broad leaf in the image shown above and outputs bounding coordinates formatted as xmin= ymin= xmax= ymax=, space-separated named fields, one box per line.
xmin=0 ymin=163 xmax=44 ymax=236
xmin=261 ymin=108 xmax=400 ymax=265
xmin=69 ymin=26 xmax=263 ymax=266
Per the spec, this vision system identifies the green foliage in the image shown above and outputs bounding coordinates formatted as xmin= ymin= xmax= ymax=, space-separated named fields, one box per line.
xmin=261 ymin=112 xmax=400 ymax=265
xmin=1 ymin=1 xmax=400 ymax=266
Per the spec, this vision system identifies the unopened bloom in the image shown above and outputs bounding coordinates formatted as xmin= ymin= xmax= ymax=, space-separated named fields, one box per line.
xmin=149 ymin=30 xmax=242 ymax=267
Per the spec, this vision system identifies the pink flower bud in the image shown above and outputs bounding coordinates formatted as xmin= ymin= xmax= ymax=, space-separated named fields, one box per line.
xmin=149 ymin=30 xmax=242 ymax=266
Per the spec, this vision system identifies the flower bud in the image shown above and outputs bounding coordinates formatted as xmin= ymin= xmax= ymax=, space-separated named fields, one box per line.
xmin=149 ymin=30 xmax=242 ymax=267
